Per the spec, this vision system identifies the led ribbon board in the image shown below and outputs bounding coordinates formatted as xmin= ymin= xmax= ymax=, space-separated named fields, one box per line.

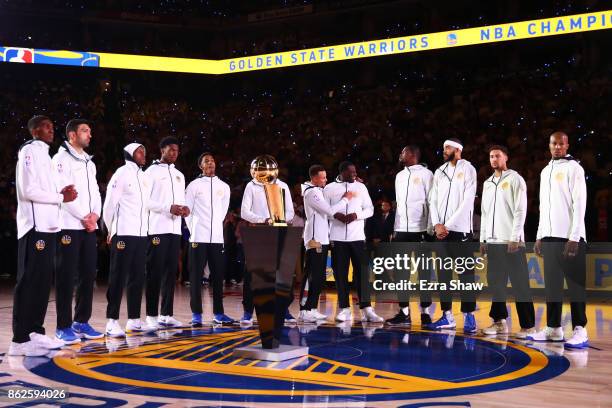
xmin=1 ymin=10 xmax=611 ymax=75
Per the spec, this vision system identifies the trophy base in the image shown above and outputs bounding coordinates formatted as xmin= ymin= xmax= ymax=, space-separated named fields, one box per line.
xmin=271 ymin=221 xmax=288 ymax=227
xmin=233 ymin=345 xmax=308 ymax=361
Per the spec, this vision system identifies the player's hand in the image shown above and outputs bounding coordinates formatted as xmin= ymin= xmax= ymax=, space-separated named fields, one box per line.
xmin=342 ymin=191 xmax=355 ymax=200
xmin=507 ymin=241 xmax=520 ymax=253
xmin=479 ymin=243 xmax=487 ymax=256
xmin=334 ymin=213 xmax=347 ymax=223
xmin=170 ymin=204 xmax=183 ymax=216
xmin=434 ymin=224 xmax=448 ymax=239
xmin=61 ymin=185 xmax=78 ymax=202
xmin=346 ymin=213 xmax=358 ymax=224
xmin=534 ymin=239 xmax=542 ymax=257
xmin=106 ymin=234 xmax=112 ymax=245
xmin=563 ymin=240 xmax=579 ymax=258
xmin=180 ymin=206 xmax=191 ymax=217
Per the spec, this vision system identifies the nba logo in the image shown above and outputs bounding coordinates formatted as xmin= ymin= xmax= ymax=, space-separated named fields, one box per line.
xmin=4 ymin=48 xmax=34 ymax=63
xmin=447 ymin=33 xmax=457 ymax=45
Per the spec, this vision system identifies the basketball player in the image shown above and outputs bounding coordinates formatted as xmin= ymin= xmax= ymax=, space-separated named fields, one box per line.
xmin=103 ymin=143 xmax=156 ymax=337
xmin=185 ymin=153 xmax=236 ymax=326
xmin=428 ymin=138 xmax=478 ymax=333
xmin=53 ymin=119 xmax=104 ymax=344
xmin=530 ymin=132 xmax=588 ymax=349
xmin=386 ymin=145 xmax=434 ymax=327
xmin=480 ymin=145 xmax=535 ymax=338
xmin=324 ymin=161 xmax=383 ymax=323
xmin=10 ymin=115 xmax=77 ymax=356
xmin=144 ymin=136 xmax=189 ymax=329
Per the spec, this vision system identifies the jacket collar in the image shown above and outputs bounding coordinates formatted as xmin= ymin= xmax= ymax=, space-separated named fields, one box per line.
xmin=252 ymin=179 xmax=279 ymax=187
xmin=152 ymin=159 xmax=175 ymax=168
xmin=486 ymin=169 xmax=515 ymax=183
xmin=550 ymin=154 xmax=578 ymax=163
xmin=61 ymin=141 xmax=92 ymax=161
xmin=124 ymin=160 xmax=141 ymax=170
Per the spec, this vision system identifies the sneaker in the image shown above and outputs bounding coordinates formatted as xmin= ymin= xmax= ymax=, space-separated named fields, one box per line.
xmin=8 ymin=341 xmax=49 ymax=357
xmin=105 ymin=319 xmax=126 ymax=338
xmin=361 ymin=307 xmax=384 ymax=323
xmin=213 ymin=314 xmax=236 ymax=324
xmin=299 ymin=310 xmax=319 ymax=323
xmin=482 ymin=319 xmax=508 ymax=335
xmin=564 ymin=326 xmax=589 ymax=349
xmin=515 ymin=327 xmax=537 ymax=339
xmin=420 ymin=305 xmax=432 ymax=326
xmin=527 ymin=326 xmax=564 ymax=342
xmin=335 ymin=307 xmax=352 ymax=322
xmin=55 ymin=328 xmax=80 ymax=345
xmin=72 ymin=322 xmax=104 ymax=340
xmin=285 ymin=311 xmax=297 ymax=323
xmin=126 ymin=319 xmax=157 ymax=333
xmin=29 ymin=332 xmax=64 ymax=349
xmin=431 ymin=311 xmax=456 ymax=330
xmin=310 ymin=309 xmax=328 ymax=320
xmin=385 ymin=310 xmax=411 ymax=326
xmin=191 ymin=313 xmax=203 ymax=327
xmin=463 ymin=313 xmax=477 ymax=334
xmin=240 ymin=312 xmax=253 ymax=324
xmin=145 ymin=316 xmax=160 ymax=330
xmin=159 ymin=315 xmax=184 ymax=328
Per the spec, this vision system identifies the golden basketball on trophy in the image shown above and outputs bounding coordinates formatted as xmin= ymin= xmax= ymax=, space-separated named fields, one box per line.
xmin=250 ymin=155 xmax=287 ymax=226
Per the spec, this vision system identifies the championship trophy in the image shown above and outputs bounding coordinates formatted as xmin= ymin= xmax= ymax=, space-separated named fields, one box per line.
xmin=233 ymin=155 xmax=306 ymax=361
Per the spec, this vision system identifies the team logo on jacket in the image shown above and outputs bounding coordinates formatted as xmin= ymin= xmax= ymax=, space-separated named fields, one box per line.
xmin=555 ymin=172 xmax=564 ymax=182
xmin=35 ymin=240 xmax=45 ymax=251
xmin=117 ymin=241 xmax=126 ymax=250
xmin=413 ymin=177 xmax=421 ymax=184
xmin=61 ymin=235 xmax=72 ymax=245
xmin=152 ymin=237 xmax=161 ymax=246
xmin=217 ymin=189 xmax=224 ymax=196
xmin=57 ymin=163 xmax=63 ymax=173
xmin=456 ymin=172 xmax=464 ymax=180
xmin=191 ymin=243 xmax=199 ymax=248
xmin=501 ymin=181 xmax=509 ymax=190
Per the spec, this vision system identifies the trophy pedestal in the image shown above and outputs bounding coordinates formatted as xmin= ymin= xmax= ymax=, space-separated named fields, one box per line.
xmin=233 ymin=344 xmax=308 ymax=361
xmin=233 ymin=226 xmax=305 ymax=362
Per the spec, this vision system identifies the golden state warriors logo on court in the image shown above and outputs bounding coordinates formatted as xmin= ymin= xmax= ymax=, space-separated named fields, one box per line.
xmin=116 ymin=241 xmax=126 ymax=250
xmin=35 ymin=240 xmax=45 ymax=251
xmin=61 ymin=235 xmax=72 ymax=245
xmin=26 ymin=326 xmax=569 ymax=403
xmin=152 ymin=237 xmax=161 ymax=246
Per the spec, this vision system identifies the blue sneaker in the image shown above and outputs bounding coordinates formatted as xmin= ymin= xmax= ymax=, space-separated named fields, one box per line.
xmin=72 ymin=322 xmax=104 ymax=339
xmin=191 ymin=313 xmax=203 ymax=327
xmin=56 ymin=327 xmax=80 ymax=345
xmin=285 ymin=311 xmax=297 ymax=323
xmin=240 ymin=312 xmax=253 ymax=324
xmin=431 ymin=311 xmax=456 ymax=330
xmin=213 ymin=314 xmax=236 ymax=324
xmin=463 ymin=313 xmax=477 ymax=334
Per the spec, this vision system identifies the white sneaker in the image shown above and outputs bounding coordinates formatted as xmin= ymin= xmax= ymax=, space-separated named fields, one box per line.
xmin=527 ymin=326 xmax=564 ymax=342
xmin=106 ymin=319 xmax=126 ymax=338
xmin=310 ymin=309 xmax=328 ymax=320
xmin=146 ymin=316 xmax=159 ymax=330
xmin=159 ymin=315 xmax=184 ymax=327
xmin=299 ymin=310 xmax=318 ymax=323
xmin=29 ymin=332 xmax=64 ymax=349
xmin=564 ymin=326 xmax=589 ymax=349
xmin=8 ymin=341 xmax=49 ymax=357
xmin=126 ymin=319 xmax=157 ymax=333
xmin=335 ymin=307 xmax=352 ymax=322
xmin=360 ymin=306 xmax=384 ymax=323
xmin=515 ymin=327 xmax=537 ymax=339
xmin=482 ymin=319 xmax=508 ymax=335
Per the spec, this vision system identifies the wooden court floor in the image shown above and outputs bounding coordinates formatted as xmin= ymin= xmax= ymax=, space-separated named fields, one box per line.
xmin=0 ymin=282 xmax=610 ymax=407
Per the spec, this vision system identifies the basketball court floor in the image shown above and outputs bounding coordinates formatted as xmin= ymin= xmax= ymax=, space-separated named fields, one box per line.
xmin=0 ymin=283 xmax=610 ymax=407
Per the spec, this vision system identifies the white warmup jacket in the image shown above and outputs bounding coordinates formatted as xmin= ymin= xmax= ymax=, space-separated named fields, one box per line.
xmin=394 ymin=164 xmax=433 ymax=233
xmin=323 ymin=177 xmax=374 ymax=242
xmin=185 ymin=175 xmax=230 ymax=244
xmin=536 ymin=156 xmax=587 ymax=242
xmin=480 ymin=169 xmax=527 ymax=243
xmin=301 ymin=182 xmax=349 ymax=248
xmin=145 ymin=160 xmax=186 ymax=235
xmin=240 ymin=179 xmax=294 ymax=224
xmin=429 ymin=159 xmax=477 ymax=234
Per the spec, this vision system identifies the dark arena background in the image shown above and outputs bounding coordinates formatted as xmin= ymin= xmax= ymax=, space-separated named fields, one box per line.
xmin=0 ymin=1 xmax=611 ymax=406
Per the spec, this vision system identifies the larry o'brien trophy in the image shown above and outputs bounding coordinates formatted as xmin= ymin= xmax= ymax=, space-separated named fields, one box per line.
xmin=233 ymin=155 xmax=306 ymax=361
